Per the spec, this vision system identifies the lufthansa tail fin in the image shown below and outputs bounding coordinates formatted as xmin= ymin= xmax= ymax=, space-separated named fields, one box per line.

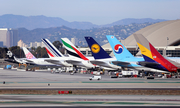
xmin=22 ymin=47 xmax=36 ymax=59
xmin=41 ymin=38 xmax=64 ymax=58
xmin=106 ymin=35 xmax=134 ymax=60
xmin=85 ymin=37 xmax=111 ymax=59
xmin=61 ymin=38 xmax=89 ymax=60
xmin=134 ymin=34 xmax=177 ymax=72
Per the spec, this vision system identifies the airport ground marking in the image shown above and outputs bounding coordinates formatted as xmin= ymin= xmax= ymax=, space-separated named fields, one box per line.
xmin=0 ymin=101 xmax=180 ymax=105
xmin=1 ymin=81 xmax=180 ymax=84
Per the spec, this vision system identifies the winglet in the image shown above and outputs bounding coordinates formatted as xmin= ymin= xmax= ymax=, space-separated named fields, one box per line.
xmin=85 ymin=36 xmax=111 ymax=59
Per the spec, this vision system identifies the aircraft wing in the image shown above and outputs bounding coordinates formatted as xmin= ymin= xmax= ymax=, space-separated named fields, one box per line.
xmin=44 ymin=59 xmax=65 ymax=66
xmin=90 ymin=60 xmax=108 ymax=65
xmin=112 ymin=61 xmax=130 ymax=66
xmin=66 ymin=60 xmax=82 ymax=64
xmin=45 ymin=59 xmax=62 ymax=63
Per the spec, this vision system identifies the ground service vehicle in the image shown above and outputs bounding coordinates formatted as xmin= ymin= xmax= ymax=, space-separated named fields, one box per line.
xmin=89 ymin=75 xmax=101 ymax=80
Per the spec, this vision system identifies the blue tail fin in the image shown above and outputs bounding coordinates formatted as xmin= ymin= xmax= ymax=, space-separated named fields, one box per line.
xmin=106 ymin=35 xmax=134 ymax=60
xmin=85 ymin=37 xmax=111 ymax=59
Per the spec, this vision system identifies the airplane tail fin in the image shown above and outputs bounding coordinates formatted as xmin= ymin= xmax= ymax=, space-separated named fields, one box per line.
xmin=22 ymin=47 xmax=36 ymax=59
xmin=4 ymin=48 xmax=25 ymax=64
xmin=4 ymin=48 xmax=15 ymax=60
xmin=85 ymin=37 xmax=111 ymax=59
xmin=134 ymin=33 xmax=177 ymax=72
xmin=61 ymin=38 xmax=89 ymax=60
xmin=106 ymin=35 xmax=134 ymax=60
xmin=41 ymin=38 xmax=64 ymax=58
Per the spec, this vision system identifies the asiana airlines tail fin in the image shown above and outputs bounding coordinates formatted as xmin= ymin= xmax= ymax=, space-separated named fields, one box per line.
xmin=134 ymin=33 xmax=178 ymax=72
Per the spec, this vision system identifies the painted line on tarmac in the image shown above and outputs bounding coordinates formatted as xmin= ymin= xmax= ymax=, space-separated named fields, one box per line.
xmin=0 ymin=101 xmax=180 ymax=106
xmin=1 ymin=81 xmax=180 ymax=83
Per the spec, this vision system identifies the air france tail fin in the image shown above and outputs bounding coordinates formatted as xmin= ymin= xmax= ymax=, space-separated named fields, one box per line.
xmin=106 ymin=35 xmax=134 ymax=60
xmin=22 ymin=47 xmax=36 ymax=59
xmin=61 ymin=38 xmax=89 ymax=60
xmin=134 ymin=34 xmax=177 ymax=72
xmin=85 ymin=37 xmax=111 ymax=59
xmin=41 ymin=38 xmax=64 ymax=58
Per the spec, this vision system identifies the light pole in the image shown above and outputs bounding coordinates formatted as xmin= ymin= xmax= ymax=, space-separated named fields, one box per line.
xmin=166 ymin=37 xmax=169 ymax=57
xmin=166 ymin=37 xmax=169 ymax=49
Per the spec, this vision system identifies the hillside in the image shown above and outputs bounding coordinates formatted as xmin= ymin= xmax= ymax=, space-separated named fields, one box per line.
xmin=0 ymin=14 xmax=166 ymax=30
xmin=18 ymin=22 xmax=156 ymax=46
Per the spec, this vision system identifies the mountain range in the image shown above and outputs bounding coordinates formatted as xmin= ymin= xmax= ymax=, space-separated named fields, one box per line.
xmin=0 ymin=14 xmax=167 ymax=30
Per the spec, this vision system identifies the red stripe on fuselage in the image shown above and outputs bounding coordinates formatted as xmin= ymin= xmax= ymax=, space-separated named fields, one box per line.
xmin=149 ymin=43 xmax=177 ymax=72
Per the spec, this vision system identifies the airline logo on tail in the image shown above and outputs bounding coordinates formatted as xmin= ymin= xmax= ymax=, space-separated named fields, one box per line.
xmin=91 ymin=44 xmax=100 ymax=53
xmin=114 ymin=44 xmax=123 ymax=54
xmin=85 ymin=36 xmax=111 ymax=59
xmin=134 ymin=34 xmax=178 ymax=72
xmin=61 ymin=38 xmax=89 ymax=60
xmin=22 ymin=47 xmax=36 ymax=59
xmin=42 ymin=38 xmax=63 ymax=58
xmin=25 ymin=52 xmax=35 ymax=59
xmin=45 ymin=47 xmax=55 ymax=57
xmin=7 ymin=51 xmax=13 ymax=58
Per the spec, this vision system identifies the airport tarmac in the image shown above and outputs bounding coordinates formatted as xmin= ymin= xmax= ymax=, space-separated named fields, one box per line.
xmin=0 ymin=69 xmax=180 ymax=89
xmin=0 ymin=69 xmax=180 ymax=107
xmin=0 ymin=95 xmax=180 ymax=107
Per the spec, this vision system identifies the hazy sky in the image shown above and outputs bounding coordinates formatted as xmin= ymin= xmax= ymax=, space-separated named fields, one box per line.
xmin=0 ymin=0 xmax=179 ymax=25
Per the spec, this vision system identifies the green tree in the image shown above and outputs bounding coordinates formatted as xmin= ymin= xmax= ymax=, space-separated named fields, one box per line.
xmin=53 ymin=41 xmax=62 ymax=50
xmin=0 ymin=47 xmax=7 ymax=58
xmin=34 ymin=46 xmax=48 ymax=58
xmin=9 ymin=46 xmax=24 ymax=58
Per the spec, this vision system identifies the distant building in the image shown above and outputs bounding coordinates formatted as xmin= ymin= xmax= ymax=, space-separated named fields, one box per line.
xmin=18 ymin=40 xmax=28 ymax=48
xmin=71 ymin=38 xmax=75 ymax=46
xmin=0 ymin=41 xmax=3 ymax=47
xmin=0 ymin=28 xmax=8 ymax=47
xmin=0 ymin=28 xmax=18 ymax=47
xmin=71 ymin=37 xmax=79 ymax=46
xmin=29 ymin=42 xmax=44 ymax=48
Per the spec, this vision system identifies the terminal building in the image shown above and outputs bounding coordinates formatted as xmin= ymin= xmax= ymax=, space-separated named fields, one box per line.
xmin=79 ymin=19 xmax=180 ymax=57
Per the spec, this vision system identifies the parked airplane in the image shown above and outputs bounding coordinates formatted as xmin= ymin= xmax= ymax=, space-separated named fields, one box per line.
xmin=4 ymin=48 xmax=27 ymax=64
xmin=85 ymin=36 xmax=121 ymax=70
xmin=61 ymin=38 xmax=95 ymax=69
xmin=41 ymin=38 xmax=73 ymax=67
xmin=106 ymin=35 xmax=169 ymax=73
xmin=22 ymin=47 xmax=60 ymax=66
xmin=134 ymin=34 xmax=180 ymax=73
